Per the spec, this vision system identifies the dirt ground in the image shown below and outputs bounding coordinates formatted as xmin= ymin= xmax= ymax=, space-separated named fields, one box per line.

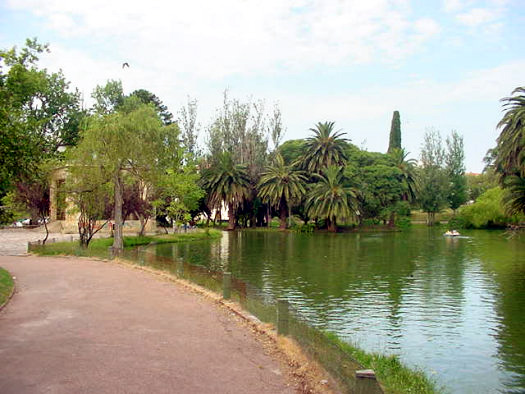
xmin=0 ymin=255 xmax=296 ymax=393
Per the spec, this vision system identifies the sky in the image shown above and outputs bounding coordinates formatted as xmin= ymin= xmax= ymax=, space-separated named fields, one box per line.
xmin=1 ymin=0 xmax=524 ymax=172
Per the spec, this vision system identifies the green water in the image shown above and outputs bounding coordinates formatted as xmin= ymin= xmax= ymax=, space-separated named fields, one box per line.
xmin=145 ymin=227 xmax=525 ymax=393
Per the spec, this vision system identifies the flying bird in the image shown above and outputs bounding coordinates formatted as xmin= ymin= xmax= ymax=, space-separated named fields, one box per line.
xmin=122 ymin=62 xmax=129 ymax=69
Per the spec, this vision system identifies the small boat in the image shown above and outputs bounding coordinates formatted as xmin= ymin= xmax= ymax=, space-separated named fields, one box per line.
xmin=444 ymin=230 xmax=461 ymax=237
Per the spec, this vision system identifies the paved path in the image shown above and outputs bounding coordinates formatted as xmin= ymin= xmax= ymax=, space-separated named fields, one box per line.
xmin=0 ymin=256 xmax=294 ymax=393
xmin=0 ymin=228 xmax=77 ymax=256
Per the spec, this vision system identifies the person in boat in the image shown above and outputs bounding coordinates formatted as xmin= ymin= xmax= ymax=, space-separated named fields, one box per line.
xmin=445 ymin=230 xmax=460 ymax=236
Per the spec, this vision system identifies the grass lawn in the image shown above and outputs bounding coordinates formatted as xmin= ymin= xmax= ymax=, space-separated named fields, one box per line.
xmin=31 ymin=229 xmax=222 ymax=257
xmin=0 ymin=267 xmax=14 ymax=307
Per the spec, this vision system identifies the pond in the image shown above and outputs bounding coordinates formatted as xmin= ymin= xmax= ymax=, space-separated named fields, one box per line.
xmin=144 ymin=227 xmax=525 ymax=393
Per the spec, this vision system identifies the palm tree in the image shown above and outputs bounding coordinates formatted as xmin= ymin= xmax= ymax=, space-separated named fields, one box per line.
xmin=200 ymin=153 xmax=250 ymax=230
xmin=389 ymin=148 xmax=419 ymax=202
xmin=496 ymin=87 xmax=525 ymax=178
xmin=257 ymin=154 xmax=307 ymax=229
xmin=495 ymin=87 xmax=525 ymax=214
xmin=301 ymin=122 xmax=349 ymax=172
xmin=305 ymin=166 xmax=358 ymax=232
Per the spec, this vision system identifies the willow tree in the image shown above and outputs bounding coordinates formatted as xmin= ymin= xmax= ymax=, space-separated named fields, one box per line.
xmin=258 ymin=154 xmax=307 ymax=229
xmin=69 ymin=101 xmax=179 ymax=251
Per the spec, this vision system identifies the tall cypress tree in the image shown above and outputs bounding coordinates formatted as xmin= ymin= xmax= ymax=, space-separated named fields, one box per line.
xmin=388 ymin=111 xmax=401 ymax=153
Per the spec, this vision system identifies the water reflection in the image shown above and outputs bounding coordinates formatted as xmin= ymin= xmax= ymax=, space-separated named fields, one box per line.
xmin=146 ymin=229 xmax=525 ymax=393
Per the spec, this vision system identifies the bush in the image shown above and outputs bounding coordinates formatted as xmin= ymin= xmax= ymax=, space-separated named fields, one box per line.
xmin=458 ymin=187 xmax=523 ymax=228
xmin=396 ymin=216 xmax=412 ymax=229
xmin=292 ymin=222 xmax=315 ymax=233
xmin=396 ymin=201 xmax=411 ymax=217
xmin=361 ymin=218 xmax=380 ymax=226
xmin=447 ymin=216 xmax=467 ymax=229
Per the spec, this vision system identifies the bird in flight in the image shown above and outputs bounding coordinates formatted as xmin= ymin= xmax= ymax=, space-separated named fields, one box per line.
xmin=122 ymin=62 xmax=129 ymax=69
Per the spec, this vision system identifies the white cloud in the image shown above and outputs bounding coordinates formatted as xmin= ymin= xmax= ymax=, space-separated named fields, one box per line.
xmin=7 ymin=0 xmax=440 ymax=78
xmin=456 ymin=7 xmax=497 ymax=26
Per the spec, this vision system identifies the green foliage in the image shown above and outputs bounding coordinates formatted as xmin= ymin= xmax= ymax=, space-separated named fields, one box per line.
xmin=159 ymin=167 xmax=205 ymax=225
xmin=360 ymin=164 xmax=404 ymax=217
xmin=458 ymin=187 xmax=523 ymax=228
xmin=0 ymin=38 xmax=84 ymax=193
xmin=387 ymin=110 xmax=401 ymax=153
xmin=178 ymin=96 xmax=200 ymax=158
xmin=291 ymin=222 xmax=315 ymax=233
xmin=278 ymin=139 xmax=306 ymax=165
xmin=419 ymin=129 xmax=447 ymax=225
xmin=447 ymin=216 xmax=467 ymax=229
xmin=301 ymin=122 xmax=349 ymax=172
xmin=91 ymin=80 xmax=124 ymax=115
xmin=1 ymin=191 xmax=28 ymax=223
xmin=130 ymin=88 xmax=173 ymax=125
xmin=395 ymin=216 xmax=412 ymax=229
xmin=445 ymin=131 xmax=467 ymax=211
xmin=466 ymin=171 xmax=497 ymax=201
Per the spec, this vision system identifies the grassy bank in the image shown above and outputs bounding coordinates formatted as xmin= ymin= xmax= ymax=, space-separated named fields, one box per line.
xmin=0 ymin=267 xmax=14 ymax=308
xmin=321 ymin=332 xmax=440 ymax=393
xmin=31 ymin=229 xmax=222 ymax=257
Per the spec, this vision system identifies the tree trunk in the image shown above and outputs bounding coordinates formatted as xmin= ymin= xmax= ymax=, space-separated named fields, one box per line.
xmin=227 ymin=203 xmax=235 ymax=230
xmin=388 ymin=211 xmax=396 ymax=227
xmin=279 ymin=198 xmax=287 ymax=230
xmin=42 ymin=214 xmax=49 ymax=245
xmin=426 ymin=212 xmax=435 ymax=226
xmin=112 ymin=173 xmax=124 ymax=251
xmin=136 ymin=210 xmax=148 ymax=236
xmin=327 ymin=218 xmax=337 ymax=232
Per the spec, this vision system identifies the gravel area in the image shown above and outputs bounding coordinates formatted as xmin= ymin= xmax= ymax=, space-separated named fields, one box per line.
xmin=0 ymin=228 xmax=80 ymax=256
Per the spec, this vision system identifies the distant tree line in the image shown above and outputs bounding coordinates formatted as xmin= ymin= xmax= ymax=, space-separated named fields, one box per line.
xmin=1 ymin=38 xmax=523 ymax=245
